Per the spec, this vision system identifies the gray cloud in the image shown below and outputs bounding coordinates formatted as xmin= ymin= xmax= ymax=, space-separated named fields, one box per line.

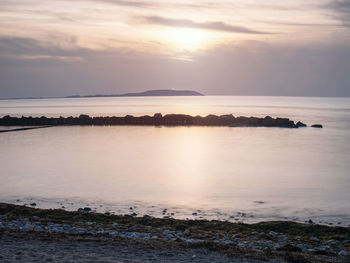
xmin=1 ymin=36 xmax=350 ymax=98
xmin=0 ymin=36 xmax=85 ymax=60
xmin=326 ymin=0 xmax=350 ymax=26
xmin=140 ymin=16 xmax=270 ymax=34
xmin=86 ymin=0 xmax=310 ymax=12
xmin=94 ymin=0 xmax=152 ymax=7
xmin=256 ymin=19 xmax=342 ymax=28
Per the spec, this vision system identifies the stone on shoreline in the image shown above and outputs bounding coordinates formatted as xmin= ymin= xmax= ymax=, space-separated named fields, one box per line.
xmin=310 ymin=236 xmax=320 ymax=242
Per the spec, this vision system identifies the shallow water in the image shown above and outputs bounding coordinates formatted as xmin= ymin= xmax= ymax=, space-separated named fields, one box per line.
xmin=0 ymin=96 xmax=349 ymax=225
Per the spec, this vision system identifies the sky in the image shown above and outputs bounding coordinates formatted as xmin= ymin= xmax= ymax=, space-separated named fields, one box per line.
xmin=0 ymin=0 xmax=350 ymax=98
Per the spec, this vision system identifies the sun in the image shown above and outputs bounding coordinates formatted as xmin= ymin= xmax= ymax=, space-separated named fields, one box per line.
xmin=166 ymin=28 xmax=207 ymax=51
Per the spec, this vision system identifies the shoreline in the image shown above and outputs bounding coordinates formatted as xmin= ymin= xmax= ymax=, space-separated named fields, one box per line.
xmin=0 ymin=203 xmax=348 ymax=262
xmin=3 ymin=197 xmax=349 ymax=227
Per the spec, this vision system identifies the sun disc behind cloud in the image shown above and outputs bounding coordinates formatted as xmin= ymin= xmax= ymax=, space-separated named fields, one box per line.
xmin=166 ymin=28 xmax=207 ymax=51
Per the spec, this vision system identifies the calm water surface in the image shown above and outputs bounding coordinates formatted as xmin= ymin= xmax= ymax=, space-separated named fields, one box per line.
xmin=0 ymin=96 xmax=349 ymax=225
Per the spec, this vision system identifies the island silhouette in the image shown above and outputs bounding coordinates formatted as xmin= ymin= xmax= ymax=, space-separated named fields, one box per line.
xmin=66 ymin=89 xmax=204 ymax=98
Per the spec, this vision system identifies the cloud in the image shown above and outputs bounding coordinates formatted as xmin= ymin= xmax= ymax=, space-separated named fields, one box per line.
xmin=0 ymin=36 xmax=159 ymax=69
xmin=1 ymin=36 xmax=350 ymax=98
xmin=326 ymin=0 xmax=350 ymax=26
xmin=94 ymin=0 xmax=151 ymax=7
xmin=87 ymin=0 xmax=310 ymax=12
xmin=0 ymin=37 xmax=84 ymax=59
xmin=140 ymin=16 xmax=270 ymax=34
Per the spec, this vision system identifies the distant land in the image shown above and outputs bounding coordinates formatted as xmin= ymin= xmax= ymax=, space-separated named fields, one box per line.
xmin=0 ymin=89 xmax=204 ymax=100
xmin=66 ymin=89 xmax=204 ymax=98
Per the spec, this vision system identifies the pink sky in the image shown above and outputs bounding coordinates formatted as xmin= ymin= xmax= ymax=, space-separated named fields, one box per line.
xmin=0 ymin=0 xmax=349 ymax=97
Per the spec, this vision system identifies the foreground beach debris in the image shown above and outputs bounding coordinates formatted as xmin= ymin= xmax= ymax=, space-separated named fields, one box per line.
xmin=0 ymin=203 xmax=348 ymax=262
xmin=0 ymin=113 xmax=321 ymax=128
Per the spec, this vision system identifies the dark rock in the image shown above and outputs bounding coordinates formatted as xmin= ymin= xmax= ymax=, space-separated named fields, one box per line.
xmin=153 ymin=113 xmax=162 ymax=118
xmin=262 ymin=116 xmax=275 ymax=127
xmin=30 ymin=203 xmax=36 ymax=206
xmin=275 ymin=117 xmax=296 ymax=128
xmin=77 ymin=115 xmax=92 ymax=125
xmin=220 ymin=114 xmax=235 ymax=119
xmin=296 ymin=121 xmax=307 ymax=127
xmin=311 ymin=124 xmax=323 ymax=128
xmin=83 ymin=207 xmax=92 ymax=212
xmin=163 ymin=114 xmax=192 ymax=125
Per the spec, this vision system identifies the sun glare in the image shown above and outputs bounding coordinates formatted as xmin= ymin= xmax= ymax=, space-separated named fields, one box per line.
xmin=167 ymin=28 xmax=206 ymax=51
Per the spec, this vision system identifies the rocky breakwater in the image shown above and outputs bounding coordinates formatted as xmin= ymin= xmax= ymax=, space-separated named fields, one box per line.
xmin=0 ymin=114 xmax=313 ymax=128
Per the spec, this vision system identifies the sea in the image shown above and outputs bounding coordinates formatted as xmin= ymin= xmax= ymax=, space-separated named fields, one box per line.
xmin=0 ymin=96 xmax=349 ymax=226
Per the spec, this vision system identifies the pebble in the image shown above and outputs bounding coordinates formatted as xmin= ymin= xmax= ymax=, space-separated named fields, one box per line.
xmin=183 ymin=229 xmax=190 ymax=235
xmin=163 ymin=229 xmax=172 ymax=236
xmin=326 ymin=240 xmax=340 ymax=246
xmin=0 ymin=216 xmax=348 ymax=257
xmin=297 ymin=244 xmax=309 ymax=251
xmin=121 ymin=232 xmax=151 ymax=239
xmin=183 ymin=238 xmax=203 ymax=244
xmin=222 ymin=240 xmax=234 ymax=245
xmin=269 ymin=231 xmax=278 ymax=236
xmin=310 ymin=236 xmax=320 ymax=242
xmin=277 ymin=234 xmax=287 ymax=241
xmin=34 ymin=225 xmax=44 ymax=232
xmin=238 ymin=241 xmax=248 ymax=247
xmin=279 ymin=241 xmax=287 ymax=247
